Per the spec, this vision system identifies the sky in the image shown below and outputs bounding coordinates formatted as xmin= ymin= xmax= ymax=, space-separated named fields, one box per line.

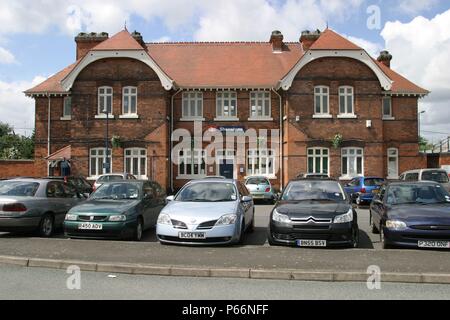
xmin=0 ymin=0 xmax=449 ymax=145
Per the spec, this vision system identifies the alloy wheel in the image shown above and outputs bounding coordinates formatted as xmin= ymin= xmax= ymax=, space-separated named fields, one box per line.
xmin=40 ymin=215 xmax=53 ymax=237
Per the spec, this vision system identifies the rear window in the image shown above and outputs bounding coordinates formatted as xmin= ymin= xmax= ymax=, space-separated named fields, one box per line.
xmin=246 ymin=178 xmax=269 ymax=185
xmin=364 ymin=178 xmax=385 ymax=186
xmin=422 ymin=171 xmax=449 ymax=183
xmin=98 ymin=175 xmax=123 ymax=182
xmin=0 ymin=181 xmax=40 ymax=197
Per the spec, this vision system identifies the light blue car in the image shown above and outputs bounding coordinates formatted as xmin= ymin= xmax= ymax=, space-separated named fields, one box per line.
xmin=156 ymin=179 xmax=255 ymax=245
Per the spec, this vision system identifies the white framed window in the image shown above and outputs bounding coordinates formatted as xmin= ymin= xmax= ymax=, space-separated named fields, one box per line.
xmin=307 ymin=148 xmax=329 ymax=174
xmin=249 ymin=91 xmax=271 ymax=120
xmin=341 ymin=147 xmax=363 ymax=178
xmin=182 ymin=92 xmax=203 ymax=120
xmin=178 ymin=149 xmax=206 ymax=178
xmin=216 ymin=91 xmax=237 ymax=119
xmin=122 ymin=86 xmax=137 ymax=115
xmin=382 ymin=97 xmax=393 ymax=119
xmin=314 ymin=86 xmax=329 ymax=115
xmin=89 ymin=148 xmax=112 ymax=177
xmin=62 ymin=96 xmax=71 ymax=120
xmin=338 ymin=86 xmax=354 ymax=116
xmin=124 ymin=148 xmax=147 ymax=179
xmin=247 ymin=149 xmax=275 ymax=177
xmin=387 ymin=148 xmax=399 ymax=179
xmin=97 ymin=86 xmax=113 ymax=116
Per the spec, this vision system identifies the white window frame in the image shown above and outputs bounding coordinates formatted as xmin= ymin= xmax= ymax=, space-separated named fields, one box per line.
xmin=181 ymin=92 xmax=204 ymax=120
xmin=89 ymin=148 xmax=112 ymax=179
xmin=177 ymin=149 xmax=206 ymax=179
xmin=61 ymin=96 xmax=71 ymax=120
xmin=247 ymin=149 xmax=276 ymax=178
xmin=96 ymin=86 xmax=114 ymax=119
xmin=382 ymin=96 xmax=394 ymax=120
xmin=341 ymin=147 xmax=364 ymax=179
xmin=215 ymin=91 xmax=238 ymax=121
xmin=307 ymin=148 xmax=330 ymax=175
xmin=313 ymin=86 xmax=330 ymax=118
xmin=124 ymin=148 xmax=147 ymax=179
xmin=338 ymin=86 xmax=356 ymax=118
xmin=120 ymin=86 xmax=138 ymax=118
xmin=387 ymin=148 xmax=399 ymax=179
xmin=249 ymin=91 xmax=272 ymax=120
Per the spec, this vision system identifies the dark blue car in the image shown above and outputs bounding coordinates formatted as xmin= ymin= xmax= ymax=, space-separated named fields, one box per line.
xmin=370 ymin=181 xmax=450 ymax=249
xmin=344 ymin=176 xmax=386 ymax=205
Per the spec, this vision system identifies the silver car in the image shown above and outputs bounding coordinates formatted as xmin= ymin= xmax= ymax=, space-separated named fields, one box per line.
xmin=0 ymin=179 xmax=85 ymax=237
xmin=245 ymin=176 xmax=276 ymax=203
xmin=156 ymin=179 xmax=255 ymax=245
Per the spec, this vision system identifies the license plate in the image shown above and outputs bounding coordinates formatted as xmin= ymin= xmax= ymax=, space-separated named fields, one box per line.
xmin=178 ymin=232 xmax=206 ymax=239
xmin=372 ymin=189 xmax=380 ymax=194
xmin=296 ymin=239 xmax=327 ymax=247
xmin=78 ymin=222 xmax=103 ymax=230
xmin=418 ymin=240 xmax=450 ymax=249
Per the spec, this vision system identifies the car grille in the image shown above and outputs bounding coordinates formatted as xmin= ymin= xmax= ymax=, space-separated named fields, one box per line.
xmin=410 ymin=225 xmax=450 ymax=231
xmin=78 ymin=215 xmax=108 ymax=222
xmin=291 ymin=216 xmax=332 ymax=224
xmin=273 ymin=233 xmax=331 ymax=241
xmin=404 ymin=234 xmax=450 ymax=241
xmin=158 ymin=235 xmax=232 ymax=243
xmin=171 ymin=219 xmax=188 ymax=229
xmin=197 ymin=220 xmax=218 ymax=230
xmin=293 ymin=225 xmax=330 ymax=231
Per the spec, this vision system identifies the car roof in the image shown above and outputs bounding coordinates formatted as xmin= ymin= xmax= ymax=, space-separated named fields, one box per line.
xmin=189 ymin=178 xmax=237 ymax=184
xmin=385 ymin=180 xmax=440 ymax=186
xmin=402 ymin=168 xmax=446 ymax=174
xmin=1 ymin=178 xmax=52 ymax=183
xmin=290 ymin=177 xmax=338 ymax=182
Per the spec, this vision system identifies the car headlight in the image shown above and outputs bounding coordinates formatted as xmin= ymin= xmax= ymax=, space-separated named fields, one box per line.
xmin=272 ymin=209 xmax=291 ymax=224
xmin=108 ymin=215 xmax=126 ymax=222
xmin=386 ymin=220 xmax=407 ymax=230
xmin=215 ymin=214 xmax=237 ymax=225
xmin=334 ymin=209 xmax=353 ymax=224
xmin=157 ymin=213 xmax=172 ymax=225
xmin=65 ymin=214 xmax=78 ymax=221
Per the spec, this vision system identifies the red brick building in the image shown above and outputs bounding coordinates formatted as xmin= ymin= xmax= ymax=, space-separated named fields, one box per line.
xmin=23 ymin=29 xmax=429 ymax=191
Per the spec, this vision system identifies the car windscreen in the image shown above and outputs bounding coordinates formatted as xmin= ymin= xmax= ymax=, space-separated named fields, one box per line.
xmin=281 ymin=180 xmax=345 ymax=201
xmin=421 ymin=171 xmax=449 ymax=183
xmin=176 ymin=182 xmax=237 ymax=202
xmin=364 ymin=178 xmax=385 ymax=186
xmin=98 ymin=175 xmax=123 ymax=182
xmin=91 ymin=183 xmax=140 ymax=200
xmin=386 ymin=184 xmax=450 ymax=205
xmin=246 ymin=178 xmax=269 ymax=185
xmin=0 ymin=181 xmax=40 ymax=197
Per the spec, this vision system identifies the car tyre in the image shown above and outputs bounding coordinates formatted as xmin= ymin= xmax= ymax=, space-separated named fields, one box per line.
xmin=133 ymin=217 xmax=144 ymax=241
xmin=238 ymin=220 xmax=246 ymax=244
xmin=38 ymin=214 xmax=54 ymax=237
xmin=351 ymin=226 xmax=359 ymax=248
xmin=370 ymin=211 xmax=379 ymax=234
xmin=380 ymin=227 xmax=392 ymax=249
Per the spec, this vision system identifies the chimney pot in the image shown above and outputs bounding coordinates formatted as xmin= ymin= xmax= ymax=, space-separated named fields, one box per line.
xmin=377 ymin=50 xmax=393 ymax=68
xmin=270 ymin=30 xmax=284 ymax=52
xmin=300 ymin=29 xmax=321 ymax=51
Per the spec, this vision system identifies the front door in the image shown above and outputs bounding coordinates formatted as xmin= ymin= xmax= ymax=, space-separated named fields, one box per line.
xmin=219 ymin=161 xmax=234 ymax=179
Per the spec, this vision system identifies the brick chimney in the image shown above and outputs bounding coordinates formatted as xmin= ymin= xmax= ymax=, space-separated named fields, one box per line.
xmin=377 ymin=50 xmax=393 ymax=68
xmin=270 ymin=30 xmax=284 ymax=52
xmin=75 ymin=32 xmax=109 ymax=60
xmin=300 ymin=30 xmax=321 ymax=51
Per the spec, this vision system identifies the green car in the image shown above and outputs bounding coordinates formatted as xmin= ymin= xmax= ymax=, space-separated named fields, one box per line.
xmin=63 ymin=180 xmax=166 ymax=241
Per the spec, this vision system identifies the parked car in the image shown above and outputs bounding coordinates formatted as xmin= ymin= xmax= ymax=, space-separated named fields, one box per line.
xmin=45 ymin=176 xmax=93 ymax=197
xmin=344 ymin=176 xmax=386 ymax=205
xmin=244 ymin=176 xmax=276 ymax=203
xmin=93 ymin=173 xmax=137 ymax=191
xmin=399 ymin=168 xmax=450 ymax=192
xmin=369 ymin=181 xmax=450 ymax=249
xmin=267 ymin=178 xmax=359 ymax=248
xmin=0 ymin=178 xmax=85 ymax=237
xmin=156 ymin=178 xmax=254 ymax=245
xmin=64 ymin=180 xmax=166 ymax=241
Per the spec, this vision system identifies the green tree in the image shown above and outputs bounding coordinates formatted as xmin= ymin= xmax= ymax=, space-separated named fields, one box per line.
xmin=0 ymin=122 xmax=35 ymax=159
xmin=419 ymin=136 xmax=433 ymax=152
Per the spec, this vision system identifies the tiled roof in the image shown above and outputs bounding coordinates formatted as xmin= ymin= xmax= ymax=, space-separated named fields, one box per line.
xmin=309 ymin=29 xmax=361 ymax=50
xmin=91 ymin=30 xmax=144 ymax=51
xmin=24 ymin=62 xmax=78 ymax=95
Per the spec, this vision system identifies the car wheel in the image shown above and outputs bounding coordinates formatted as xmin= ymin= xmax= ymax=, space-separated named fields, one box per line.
xmin=133 ymin=217 xmax=143 ymax=241
xmin=351 ymin=226 xmax=360 ymax=248
xmin=39 ymin=214 xmax=54 ymax=237
xmin=370 ymin=212 xmax=379 ymax=234
xmin=380 ymin=227 xmax=391 ymax=249
xmin=356 ymin=196 xmax=362 ymax=206
xmin=267 ymin=229 xmax=278 ymax=246
xmin=238 ymin=220 xmax=246 ymax=244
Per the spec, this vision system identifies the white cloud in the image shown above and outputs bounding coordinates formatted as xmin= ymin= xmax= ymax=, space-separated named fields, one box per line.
xmin=0 ymin=46 xmax=17 ymax=64
xmin=397 ymin=0 xmax=439 ymax=15
xmin=0 ymin=76 xmax=46 ymax=136
xmin=343 ymin=35 xmax=383 ymax=57
xmin=381 ymin=9 xmax=450 ymax=142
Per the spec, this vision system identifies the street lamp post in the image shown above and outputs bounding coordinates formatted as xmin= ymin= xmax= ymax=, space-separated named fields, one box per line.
xmin=103 ymin=107 xmax=110 ymax=174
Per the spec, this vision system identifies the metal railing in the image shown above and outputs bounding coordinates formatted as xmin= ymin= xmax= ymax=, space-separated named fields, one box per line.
xmin=432 ymin=137 xmax=450 ymax=153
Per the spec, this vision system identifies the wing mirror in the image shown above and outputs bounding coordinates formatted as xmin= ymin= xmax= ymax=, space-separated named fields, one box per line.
xmin=241 ymin=195 xmax=252 ymax=202
xmin=166 ymin=195 xmax=175 ymax=202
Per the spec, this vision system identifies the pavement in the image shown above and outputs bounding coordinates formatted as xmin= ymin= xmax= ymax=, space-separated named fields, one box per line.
xmin=0 ymin=204 xmax=449 ymax=284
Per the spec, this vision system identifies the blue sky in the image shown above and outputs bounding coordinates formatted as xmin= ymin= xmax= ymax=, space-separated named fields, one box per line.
xmin=0 ymin=0 xmax=449 ymax=143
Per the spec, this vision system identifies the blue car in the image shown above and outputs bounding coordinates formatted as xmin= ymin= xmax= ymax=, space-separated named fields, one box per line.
xmin=344 ymin=176 xmax=386 ymax=205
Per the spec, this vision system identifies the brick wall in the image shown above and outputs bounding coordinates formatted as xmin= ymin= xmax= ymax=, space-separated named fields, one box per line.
xmin=0 ymin=160 xmax=37 ymax=178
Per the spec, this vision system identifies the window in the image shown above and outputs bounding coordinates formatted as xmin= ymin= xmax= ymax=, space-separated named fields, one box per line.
xmin=216 ymin=91 xmax=237 ymax=119
xmin=178 ymin=149 xmax=206 ymax=177
xmin=247 ymin=149 xmax=275 ymax=176
xmin=405 ymin=173 xmax=419 ymax=181
xmin=62 ymin=97 xmax=71 ymax=119
xmin=182 ymin=92 xmax=203 ymax=119
xmin=314 ymin=86 xmax=329 ymax=115
xmin=387 ymin=148 xmax=398 ymax=178
xmin=339 ymin=86 xmax=354 ymax=115
xmin=250 ymin=92 xmax=271 ymax=119
xmin=122 ymin=86 xmax=137 ymax=115
xmin=89 ymin=148 xmax=112 ymax=177
xmin=124 ymin=148 xmax=147 ymax=179
xmin=382 ymin=97 xmax=393 ymax=119
xmin=98 ymin=86 xmax=113 ymax=115
xmin=307 ymin=148 xmax=329 ymax=174
xmin=46 ymin=181 xmax=66 ymax=198
xmin=341 ymin=147 xmax=363 ymax=178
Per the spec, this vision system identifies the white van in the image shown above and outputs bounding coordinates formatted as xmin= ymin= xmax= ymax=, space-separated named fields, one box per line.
xmin=399 ymin=169 xmax=450 ymax=192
